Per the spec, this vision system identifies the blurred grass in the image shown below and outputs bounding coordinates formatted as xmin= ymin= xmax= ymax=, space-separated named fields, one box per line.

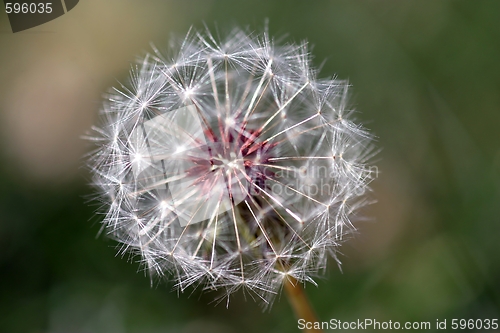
xmin=1 ymin=1 xmax=499 ymax=332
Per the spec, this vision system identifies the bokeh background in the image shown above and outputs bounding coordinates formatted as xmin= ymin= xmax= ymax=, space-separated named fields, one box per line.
xmin=1 ymin=1 xmax=499 ymax=332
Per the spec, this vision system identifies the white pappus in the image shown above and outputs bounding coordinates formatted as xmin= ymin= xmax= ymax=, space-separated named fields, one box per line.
xmin=86 ymin=25 xmax=376 ymax=307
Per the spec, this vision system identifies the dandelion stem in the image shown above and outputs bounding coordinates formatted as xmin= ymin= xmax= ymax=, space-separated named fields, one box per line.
xmin=284 ymin=277 xmax=323 ymax=333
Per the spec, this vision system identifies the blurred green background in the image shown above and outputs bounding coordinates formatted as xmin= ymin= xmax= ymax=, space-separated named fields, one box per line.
xmin=1 ymin=1 xmax=499 ymax=332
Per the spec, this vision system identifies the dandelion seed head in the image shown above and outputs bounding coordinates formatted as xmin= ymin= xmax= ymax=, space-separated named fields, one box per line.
xmin=87 ymin=25 xmax=376 ymax=306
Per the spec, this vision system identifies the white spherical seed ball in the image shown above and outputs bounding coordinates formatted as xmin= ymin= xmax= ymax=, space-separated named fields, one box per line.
xmin=87 ymin=26 xmax=376 ymax=306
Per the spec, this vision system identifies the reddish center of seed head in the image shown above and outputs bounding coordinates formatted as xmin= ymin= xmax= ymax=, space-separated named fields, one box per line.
xmin=185 ymin=117 xmax=274 ymax=200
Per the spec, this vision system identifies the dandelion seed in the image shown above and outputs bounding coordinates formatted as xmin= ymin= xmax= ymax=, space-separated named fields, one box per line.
xmin=87 ymin=25 xmax=376 ymax=308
